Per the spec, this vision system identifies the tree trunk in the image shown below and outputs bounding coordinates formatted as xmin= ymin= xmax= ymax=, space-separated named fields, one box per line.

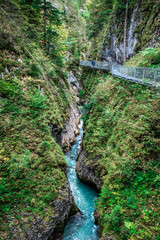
xmin=123 ymin=0 xmax=128 ymax=64
xmin=43 ymin=0 xmax=47 ymax=49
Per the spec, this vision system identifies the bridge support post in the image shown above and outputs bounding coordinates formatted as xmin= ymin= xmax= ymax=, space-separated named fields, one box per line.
xmin=111 ymin=65 xmax=113 ymax=75
xmin=154 ymin=71 xmax=157 ymax=83
xmin=143 ymin=69 xmax=145 ymax=79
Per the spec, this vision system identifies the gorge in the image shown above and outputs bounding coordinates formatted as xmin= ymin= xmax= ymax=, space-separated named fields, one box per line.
xmin=0 ymin=0 xmax=160 ymax=240
xmin=63 ymin=116 xmax=98 ymax=240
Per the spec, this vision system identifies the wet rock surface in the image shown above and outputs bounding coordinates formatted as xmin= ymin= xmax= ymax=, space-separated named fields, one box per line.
xmin=49 ymin=104 xmax=80 ymax=152
xmin=8 ymin=71 xmax=82 ymax=240
xmin=50 ymin=71 xmax=81 ymax=152
xmin=76 ymin=151 xmax=103 ymax=193
xmin=61 ymin=103 xmax=80 ymax=152
xmin=101 ymin=6 xmax=138 ymax=64
xmin=49 ymin=124 xmax=62 ymax=146
xmin=100 ymin=235 xmax=115 ymax=240
xmin=50 ymin=103 xmax=80 ymax=152
xmin=9 ymin=179 xmax=78 ymax=240
xmin=101 ymin=4 xmax=159 ymax=64
xmin=68 ymin=71 xmax=80 ymax=93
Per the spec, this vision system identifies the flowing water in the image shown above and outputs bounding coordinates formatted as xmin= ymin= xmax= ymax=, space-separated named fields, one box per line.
xmin=63 ymin=118 xmax=99 ymax=240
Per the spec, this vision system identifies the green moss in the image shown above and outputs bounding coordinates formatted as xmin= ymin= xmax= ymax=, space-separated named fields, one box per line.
xmin=133 ymin=1 xmax=160 ymax=52
xmin=0 ymin=75 xmax=66 ymax=210
xmin=125 ymin=48 xmax=160 ymax=68
xmin=83 ymin=72 xmax=160 ymax=239
xmin=0 ymin=0 xmax=76 ymax=236
xmin=87 ymin=0 xmax=160 ymax=59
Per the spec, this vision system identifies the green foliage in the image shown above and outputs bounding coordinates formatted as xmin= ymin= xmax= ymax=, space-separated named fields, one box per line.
xmin=0 ymin=0 xmax=65 ymax=66
xmin=126 ymin=48 xmax=160 ymax=68
xmin=79 ymin=89 xmax=85 ymax=99
xmin=133 ymin=1 xmax=160 ymax=52
xmin=0 ymin=1 xmax=78 ymax=235
xmin=87 ymin=0 xmax=114 ymax=38
xmin=0 ymin=0 xmax=85 ymax=237
xmin=0 ymin=75 xmax=67 ymax=235
xmin=27 ymin=63 xmax=41 ymax=77
xmin=82 ymin=72 xmax=160 ymax=239
xmin=0 ymin=80 xmax=19 ymax=97
xmin=86 ymin=0 xmax=160 ymax=59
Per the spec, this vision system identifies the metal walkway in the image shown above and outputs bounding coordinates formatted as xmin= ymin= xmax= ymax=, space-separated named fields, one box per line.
xmin=80 ymin=61 xmax=160 ymax=88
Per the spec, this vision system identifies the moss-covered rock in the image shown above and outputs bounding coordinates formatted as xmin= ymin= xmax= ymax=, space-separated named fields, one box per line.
xmin=78 ymin=70 xmax=160 ymax=239
xmin=87 ymin=0 xmax=160 ymax=63
xmin=0 ymin=0 xmax=84 ymax=238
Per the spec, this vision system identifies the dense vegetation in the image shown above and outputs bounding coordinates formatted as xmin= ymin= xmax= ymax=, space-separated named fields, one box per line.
xmin=83 ymin=0 xmax=160 ymax=60
xmin=81 ymin=50 xmax=160 ymax=239
xmin=0 ymin=0 xmax=86 ymax=238
xmin=0 ymin=0 xmax=159 ymax=239
xmin=125 ymin=48 xmax=160 ymax=68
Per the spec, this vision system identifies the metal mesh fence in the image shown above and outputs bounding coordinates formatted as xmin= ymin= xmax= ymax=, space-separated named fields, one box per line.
xmin=80 ymin=61 xmax=160 ymax=88
xmin=80 ymin=61 xmax=111 ymax=71
xmin=112 ymin=65 xmax=160 ymax=87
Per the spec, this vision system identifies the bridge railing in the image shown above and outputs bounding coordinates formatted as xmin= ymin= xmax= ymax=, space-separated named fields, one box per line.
xmin=112 ymin=65 xmax=160 ymax=86
xmin=80 ymin=60 xmax=160 ymax=87
xmin=80 ymin=61 xmax=111 ymax=71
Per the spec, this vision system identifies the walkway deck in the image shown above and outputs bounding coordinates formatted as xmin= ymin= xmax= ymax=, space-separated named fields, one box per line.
xmin=80 ymin=61 xmax=160 ymax=88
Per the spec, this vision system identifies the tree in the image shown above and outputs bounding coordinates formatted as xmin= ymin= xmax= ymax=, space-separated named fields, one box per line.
xmin=40 ymin=0 xmax=62 ymax=51
xmin=123 ymin=0 xmax=128 ymax=64
xmin=88 ymin=0 xmax=114 ymax=38
xmin=21 ymin=0 xmax=62 ymax=51
xmin=43 ymin=0 xmax=47 ymax=48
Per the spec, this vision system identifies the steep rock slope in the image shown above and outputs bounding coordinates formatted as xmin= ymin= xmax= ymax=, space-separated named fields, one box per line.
xmin=77 ymin=64 xmax=160 ymax=239
xmin=0 ymin=49 xmax=78 ymax=240
xmin=0 ymin=0 xmax=85 ymax=238
xmin=86 ymin=0 xmax=160 ymax=64
xmin=101 ymin=2 xmax=160 ymax=63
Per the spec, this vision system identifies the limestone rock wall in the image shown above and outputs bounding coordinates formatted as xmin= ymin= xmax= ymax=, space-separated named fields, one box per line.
xmin=76 ymin=151 xmax=103 ymax=193
xmin=50 ymin=71 xmax=81 ymax=152
xmin=101 ymin=3 xmax=160 ymax=64
xmin=9 ymin=179 xmax=77 ymax=240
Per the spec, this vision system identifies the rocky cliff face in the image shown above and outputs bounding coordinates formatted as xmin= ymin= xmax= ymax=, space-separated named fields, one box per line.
xmin=8 ymin=72 xmax=82 ymax=240
xmin=9 ymin=179 xmax=78 ymax=240
xmin=101 ymin=6 xmax=138 ymax=64
xmin=50 ymin=72 xmax=81 ymax=152
xmin=76 ymin=151 xmax=103 ymax=193
xmin=101 ymin=3 xmax=160 ymax=64
xmin=49 ymin=103 xmax=79 ymax=152
xmin=61 ymin=102 xmax=80 ymax=152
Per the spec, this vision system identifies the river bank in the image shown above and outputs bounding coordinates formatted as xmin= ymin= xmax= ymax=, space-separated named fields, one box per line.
xmin=63 ymin=116 xmax=99 ymax=240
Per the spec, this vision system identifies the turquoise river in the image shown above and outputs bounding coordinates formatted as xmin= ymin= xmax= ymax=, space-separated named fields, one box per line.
xmin=63 ymin=117 xmax=99 ymax=240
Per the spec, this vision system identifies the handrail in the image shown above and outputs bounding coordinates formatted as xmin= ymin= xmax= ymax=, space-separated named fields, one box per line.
xmin=80 ymin=61 xmax=160 ymax=88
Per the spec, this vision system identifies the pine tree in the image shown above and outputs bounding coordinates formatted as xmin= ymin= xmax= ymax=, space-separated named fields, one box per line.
xmin=123 ymin=0 xmax=128 ymax=64
xmin=39 ymin=0 xmax=62 ymax=51
xmin=22 ymin=0 xmax=62 ymax=52
xmin=43 ymin=0 xmax=47 ymax=48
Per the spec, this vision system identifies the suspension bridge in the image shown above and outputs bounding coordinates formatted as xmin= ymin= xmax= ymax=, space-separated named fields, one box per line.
xmin=80 ymin=61 xmax=160 ymax=88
